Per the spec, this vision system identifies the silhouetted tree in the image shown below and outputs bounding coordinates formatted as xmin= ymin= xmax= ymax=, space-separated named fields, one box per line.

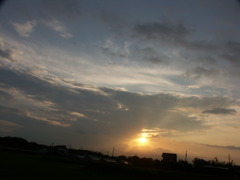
xmin=192 ymin=157 xmax=208 ymax=169
xmin=0 ymin=136 xmax=47 ymax=150
xmin=177 ymin=160 xmax=193 ymax=171
xmin=127 ymin=156 xmax=155 ymax=168
xmin=153 ymin=159 xmax=161 ymax=168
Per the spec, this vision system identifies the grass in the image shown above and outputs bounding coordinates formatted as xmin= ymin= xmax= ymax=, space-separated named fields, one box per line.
xmin=0 ymin=150 xmax=237 ymax=180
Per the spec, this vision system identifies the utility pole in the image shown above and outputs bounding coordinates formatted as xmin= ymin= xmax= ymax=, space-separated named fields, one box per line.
xmin=185 ymin=150 xmax=187 ymax=162
xmin=112 ymin=146 xmax=115 ymax=157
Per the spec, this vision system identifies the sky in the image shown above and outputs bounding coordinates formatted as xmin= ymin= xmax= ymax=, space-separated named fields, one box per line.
xmin=1 ymin=0 xmax=240 ymax=163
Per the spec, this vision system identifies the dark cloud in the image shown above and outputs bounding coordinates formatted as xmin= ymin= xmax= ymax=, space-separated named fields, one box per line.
xmin=131 ymin=21 xmax=216 ymax=54
xmin=237 ymin=0 xmax=240 ymax=6
xmin=95 ymin=10 xmax=220 ymax=68
xmin=221 ymin=41 xmax=240 ymax=66
xmin=204 ymin=144 xmax=240 ymax=151
xmin=179 ymin=96 xmax=233 ymax=109
xmin=202 ymin=108 xmax=236 ymax=114
xmin=185 ymin=67 xmax=219 ymax=79
xmin=100 ymin=11 xmax=128 ymax=33
xmin=0 ymin=105 xmax=81 ymax=147
xmin=0 ymin=105 xmax=23 ymax=116
xmin=0 ymin=42 xmax=17 ymax=63
xmin=197 ymin=56 xmax=217 ymax=65
xmin=0 ymin=48 xmax=12 ymax=61
xmin=0 ymin=119 xmax=22 ymax=132
xmin=181 ymin=54 xmax=217 ymax=66
xmin=0 ymin=90 xmax=12 ymax=100
xmin=182 ymin=40 xmax=216 ymax=52
xmin=133 ymin=22 xmax=189 ymax=41
xmin=0 ymin=0 xmax=81 ymax=29
xmin=0 ymin=0 xmax=7 ymax=9
xmin=144 ymin=56 xmax=166 ymax=64
xmin=100 ymin=47 xmax=127 ymax=59
xmin=40 ymin=0 xmax=81 ymax=21
xmin=134 ymin=46 xmax=169 ymax=65
xmin=136 ymin=47 xmax=156 ymax=55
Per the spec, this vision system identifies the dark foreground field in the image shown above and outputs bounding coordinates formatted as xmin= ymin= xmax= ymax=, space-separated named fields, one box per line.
xmin=0 ymin=151 xmax=238 ymax=180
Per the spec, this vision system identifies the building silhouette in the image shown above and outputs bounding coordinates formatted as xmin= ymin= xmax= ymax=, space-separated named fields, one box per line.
xmin=162 ymin=153 xmax=177 ymax=163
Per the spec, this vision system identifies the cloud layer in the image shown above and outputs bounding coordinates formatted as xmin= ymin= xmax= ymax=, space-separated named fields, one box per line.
xmin=0 ymin=64 xmax=239 ymax=149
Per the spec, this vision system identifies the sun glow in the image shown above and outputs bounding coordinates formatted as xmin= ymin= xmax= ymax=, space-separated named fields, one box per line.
xmin=129 ymin=131 xmax=153 ymax=147
xmin=135 ymin=133 xmax=149 ymax=146
xmin=138 ymin=137 xmax=147 ymax=144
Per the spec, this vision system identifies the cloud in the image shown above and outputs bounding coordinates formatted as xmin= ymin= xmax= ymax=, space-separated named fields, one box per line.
xmin=0 ymin=120 xmax=22 ymax=132
xmin=133 ymin=22 xmax=189 ymax=41
xmin=99 ymin=38 xmax=129 ymax=60
xmin=0 ymin=66 xmax=210 ymax=132
xmin=136 ymin=47 xmax=156 ymax=55
xmin=69 ymin=112 xmax=86 ymax=118
xmin=0 ymin=48 xmax=12 ymax=60
xmin=42 ymin=19 xmax=73 ymax=38
xmin=1 ymin=0 xmax=240 ymax=157
xmin=0 ymin=63 xmax=239 ymax=153
xmin=186 ymin=85 xmax=201 ymax=89
xmin=134 ymin=47 xmax=169 ymax=65
xmin=134 ymin=22 xmax=189 ymax=39
xmin=0 ymin=41 xmax=22 ymax=63
xmin=185 ymin=67 xmax=219 ymax=79
xmin=100 ymin=47 xmax=127 ymax=59
xmin=204 ymin=144 xmax=240 ymax=151
xmin=40 ymin=0 xmax=81 ymax=21
xmin=237 ymin=0 xmax=240 ymax=7
xmin=1 ymin=64 xmax=239 ymax=148
xmin=144 ymin=56 xmax=168 ymax=64
xmin=203 ymin=108 xmax=237 ymax=114
xmin=221 ymin=41 xmax=240 ymax=66
xmin=130 ymin=21 xmax=217 ymax=57
xmin=25 ymin=112 xmax=71 ymax=127
xmin=194 ymin=56 xmax=217 ymax=66
xmin=11 ymin=20 xmax=37 ymax=37
xmin=100 ymin=11 xmax=128 ymax=33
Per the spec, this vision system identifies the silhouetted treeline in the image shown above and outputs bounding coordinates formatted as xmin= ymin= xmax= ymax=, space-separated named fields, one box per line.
xmin=0 ymin=136 xmax=47 ymax=150
xmin=124 ymin=155 xmax=192 ymax=171
xmin=193 ymin=157 xmax=234 ymax=168
xmin=126 ymin=155 xmax=159 ymax=168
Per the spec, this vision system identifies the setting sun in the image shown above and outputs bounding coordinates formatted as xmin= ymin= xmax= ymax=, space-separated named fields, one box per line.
xmin=139 ymin=137 xmax=147 ymax=143
xmin=128 ymin=134 xmax=150 ymax=147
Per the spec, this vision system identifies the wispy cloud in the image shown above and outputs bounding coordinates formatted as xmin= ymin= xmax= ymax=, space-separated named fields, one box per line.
xmin=69 ymin=112 xmax=86 ymax=118
xmin=25 ymin=112 xmax=71 ymax=127
xmin=42 ymin=19 xmax=73 ymax=38
xmin=185 ymin=67 xmax=220 ymax=79
xmin=0 ymin=120 xmax=22 ymax=132
xmin=11 ymin=20 xmax=37 ymax=37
